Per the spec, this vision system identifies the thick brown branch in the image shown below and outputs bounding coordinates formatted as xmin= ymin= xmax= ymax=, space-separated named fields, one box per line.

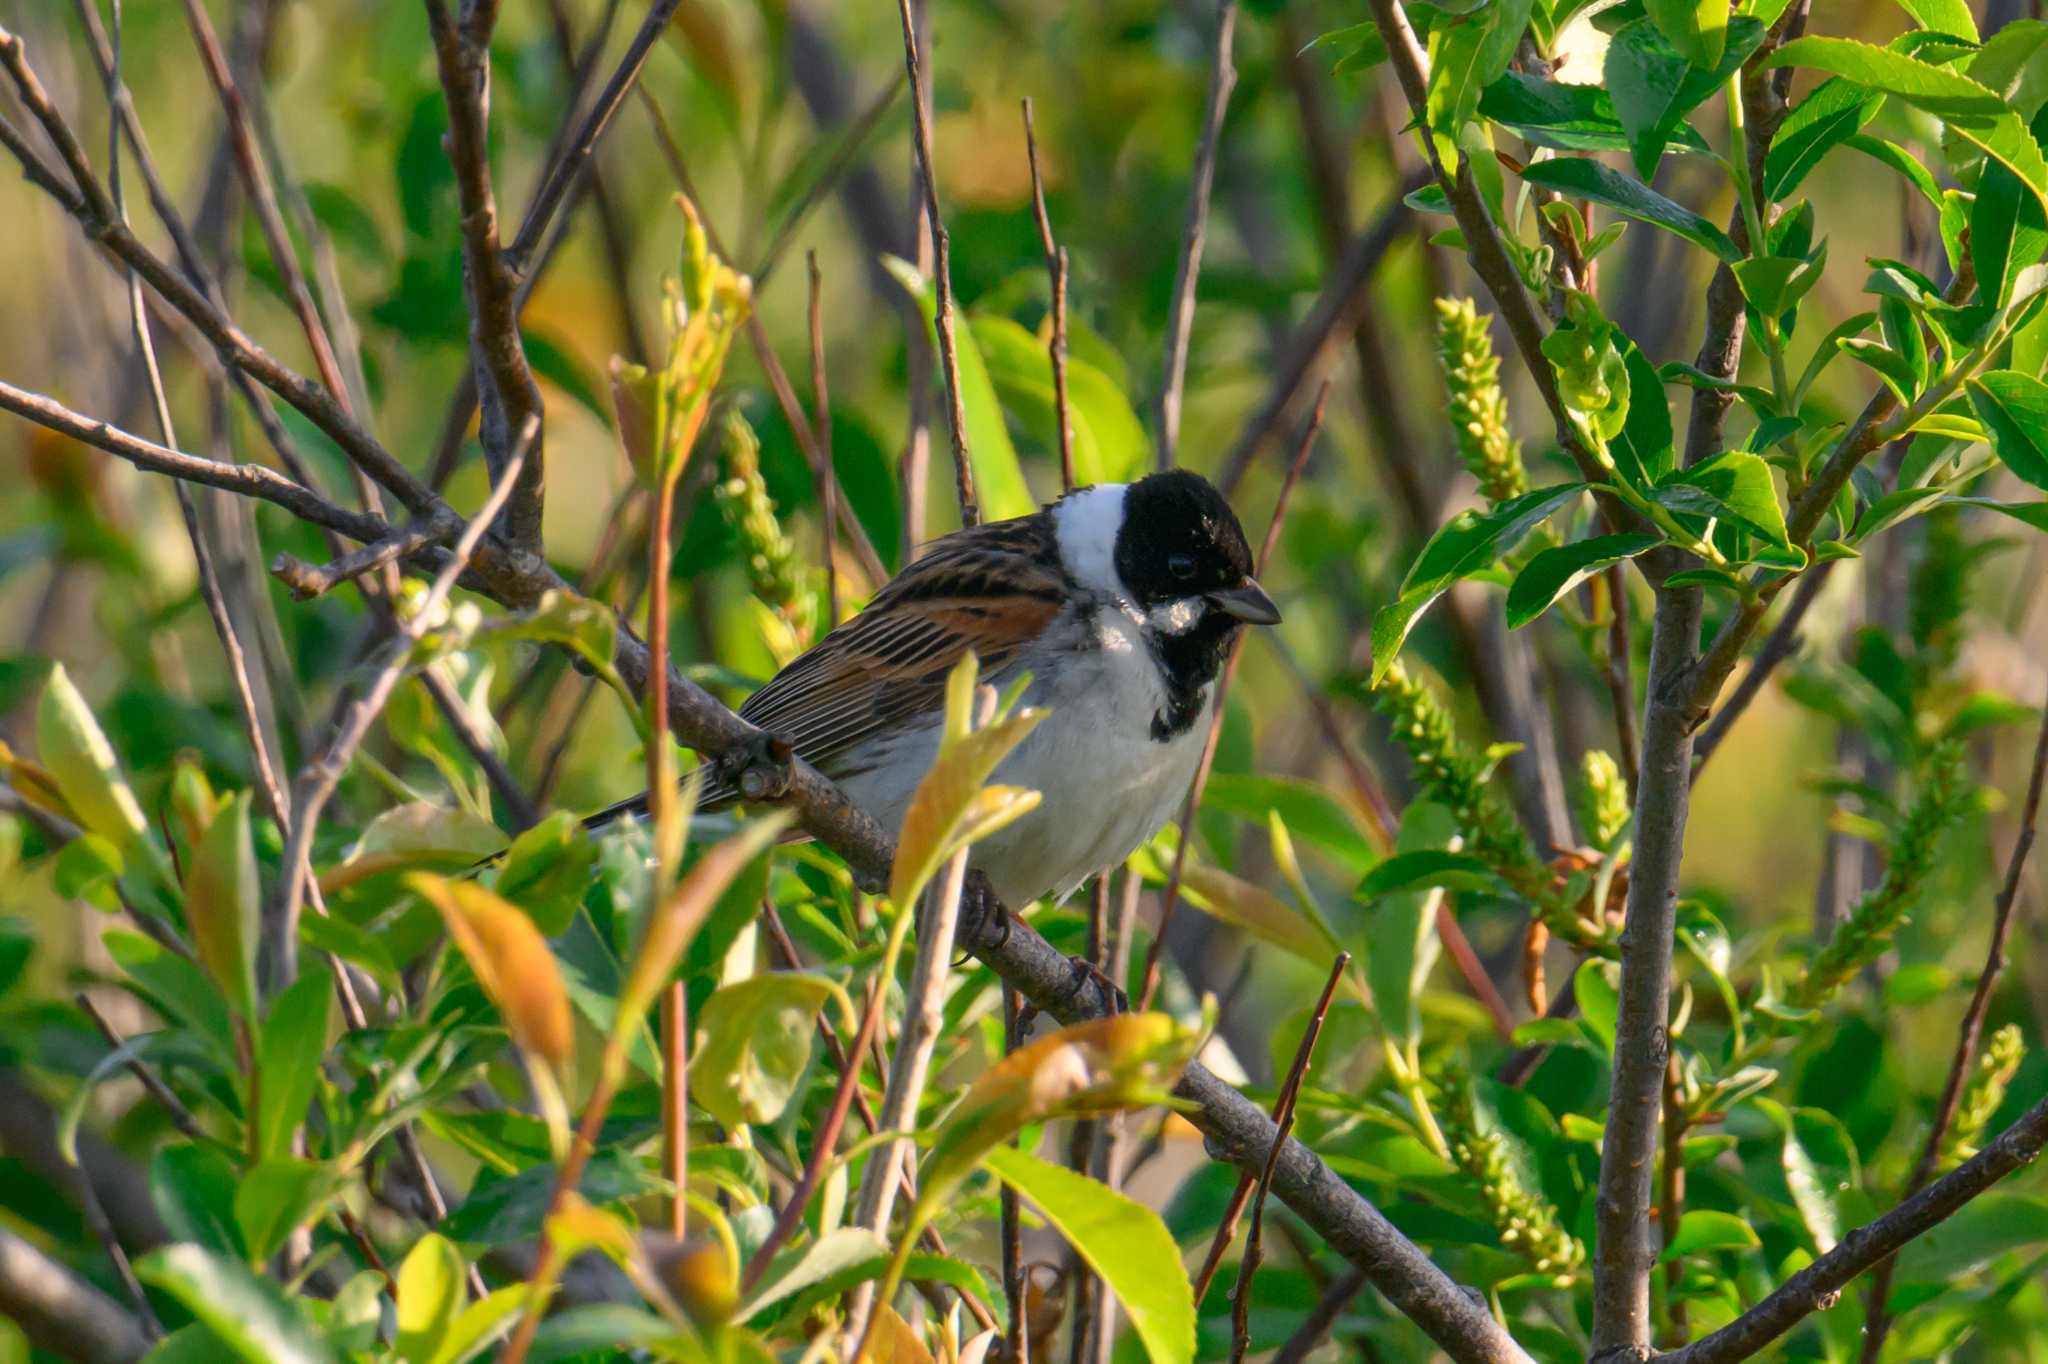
xmin=0 ymin=1223 xmax=146 ymax=1364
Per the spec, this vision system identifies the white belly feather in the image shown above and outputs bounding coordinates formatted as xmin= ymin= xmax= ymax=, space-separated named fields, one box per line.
xmin=830 ymin=606 xmax=1209 ymax=907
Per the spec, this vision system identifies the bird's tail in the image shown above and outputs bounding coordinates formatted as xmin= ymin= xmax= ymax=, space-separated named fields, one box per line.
xmin=581 ymin=790 xmax=650 ymax=833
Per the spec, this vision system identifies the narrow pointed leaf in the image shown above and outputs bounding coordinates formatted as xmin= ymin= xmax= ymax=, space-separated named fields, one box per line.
xmin=1506 ymin=533 xmax=1663 ymax=628
xmin=409 ymin=874 xmax=574 ymax=1069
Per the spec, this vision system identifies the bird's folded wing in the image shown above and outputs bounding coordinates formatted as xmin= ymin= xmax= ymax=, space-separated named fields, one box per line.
xmin=737 ymin=515 xmax=1067 ymax=776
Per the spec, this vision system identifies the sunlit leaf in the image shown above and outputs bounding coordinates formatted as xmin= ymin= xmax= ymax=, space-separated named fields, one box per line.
xmin=409 ymin=874 xmax=575 ymax=1069
xmin=984 ymin=1146 xmax=1195 ymax=1364
xmin=136 ymin=1243 xmax=338 ymax=1364
xmin=183 ymin=790 xmax=259 ymax=1021
xmin=694 ymin=972 xmax=846 ymax=1128
xmin=256 ymin=964 xmax=333 ymax=1162
xmin=37 ymin=662 xmax=147 ymax=847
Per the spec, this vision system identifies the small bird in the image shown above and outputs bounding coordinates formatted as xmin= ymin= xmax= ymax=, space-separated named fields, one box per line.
xmin=598 ymin=469 xmax=1279 ymax=907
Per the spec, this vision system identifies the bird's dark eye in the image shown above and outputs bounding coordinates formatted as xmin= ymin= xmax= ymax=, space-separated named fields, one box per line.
xmin=1167 ymin=552 xmax=1198 ymax=579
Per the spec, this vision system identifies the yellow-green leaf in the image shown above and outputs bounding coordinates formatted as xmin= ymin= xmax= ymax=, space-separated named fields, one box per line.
xmin=891 ymin=701 xmax=1046 ymax=906
xmin=397 ymin=1233 xmax=465 ymax=1364
xmin=184 ymin=791 xmax=259 ymax=1021
xmin=920 ymin=1013 xmax=1198 ymax=1204
xmin=693 ymin=972 xmax=845 ymax=1128
xmin=617 ymin=812 xmax=793 ymax=1033
xmin=409 ymin=874 xmax=574 ymax=1070
xmin=1173 ymin=857 xmax=1345 ymax=975
xmin=37 ymin=663 xmax=146 ymax=846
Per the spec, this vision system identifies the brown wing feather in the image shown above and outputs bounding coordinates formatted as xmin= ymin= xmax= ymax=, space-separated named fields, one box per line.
xmin=737 ymin=513 xmax=1066 ymax=774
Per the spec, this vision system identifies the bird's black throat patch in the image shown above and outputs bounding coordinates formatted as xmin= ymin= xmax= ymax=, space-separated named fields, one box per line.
xmin=1146 ymin=613 xmax=1239 ymax=741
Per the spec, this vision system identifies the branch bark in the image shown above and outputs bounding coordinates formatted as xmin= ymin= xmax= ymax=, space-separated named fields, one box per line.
xmin=0 ymin=1223 xmax=147 ymax=1364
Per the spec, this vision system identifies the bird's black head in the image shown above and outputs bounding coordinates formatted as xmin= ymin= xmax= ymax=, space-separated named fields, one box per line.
xmin=1113 ymin=470 xmax=1278 ymax=627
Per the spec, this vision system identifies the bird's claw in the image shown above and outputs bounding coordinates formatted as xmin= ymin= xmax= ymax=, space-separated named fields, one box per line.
xmin=717 ymin=730 xmax=794 ymax=802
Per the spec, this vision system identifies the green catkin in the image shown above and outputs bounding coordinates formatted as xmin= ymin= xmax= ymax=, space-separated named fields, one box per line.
xmin=714 ymin=411 xmax=805 ymax=617
xmin=1578 ymin=749 xmax=1630 ymax=850
xmin=1373 ymin=664 xmax=1568 ymax=924
xmin=1435 ymin=296 xmax=1528 ymax=503
xmin=1798 ymin=743 xmax=1969 ymax=1007
xmin=1940 ymin=1023 xmax=2025 ymax=1170
xmin=1437 ymin=1063 xmax=1583 ymax=1282
xmin=1908 ymin=504 xmax=1969 ymax=683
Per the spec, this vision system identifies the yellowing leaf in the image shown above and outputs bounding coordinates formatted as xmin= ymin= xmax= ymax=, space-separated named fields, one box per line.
xmin=37 ymin=663 xmax=146 ymax=846
xmin=617 ymin=812 xmax=793 ymax=1033
xmin=920 ymin=1013 xmax=1198 ymax=1205
xmin=409 ymin=874 xmax=574 ymax=1070
xmin=0 ymin=739 xmax=72 ymax=824
xmin=891 ymin=705 xmax=1046 ymax=906
xmin=862 ymin=1304 xmax=935 ymax=1364
xmin=1175 ymin=859 xmax=1344 ymax=974
xmin=693 ymin=972 xmax=844 ymax=1128
xmin=183 ymin=791 xmax=259 ymax=1021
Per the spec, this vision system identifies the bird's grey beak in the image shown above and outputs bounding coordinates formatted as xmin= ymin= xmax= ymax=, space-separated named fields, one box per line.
xmin=1207 ymin=578 xmax=1281 ymax=625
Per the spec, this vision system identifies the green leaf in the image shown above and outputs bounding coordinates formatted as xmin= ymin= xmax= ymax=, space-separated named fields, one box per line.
xmin=234 ymin=1158 xmax=335 ymax=1265
xmin=693 ymin=972 xmax=842 ymax=1129
xmin=1765 ymin=79 xmax=1883 ymax=201
xmin=136 ymin=1243 xmax=338 ymax=1364
xmin=1518 ymin=157 xmax=1741 ymax=261
xmin=1768 ymin=38 xmax=2048 ymax=216
xmin=1644 ymin=0 xmax=1727 ymax=69
xmin=736 ymin=1227 xmax=889 ymax=1323
xmin=1896 ymin=0 xmax=1978 ymax=41
xmin=1844 ymin=135 xmax=1943 ymax=207
xmin=1370 ymin=483 xmax=1586 ymax=680
xmin=1575 ymin=958 xmax=1619 ymax=1055
xmin=299 ymin=912 xmax=402 ymax=998
xmin=1425 ymin=0 xmax=1537 ymax=171
xmin=1201 ymin=775 xmax=1377 ymax=875
xmin=1506 ymin=532 xmax=1661 ymax=628
xmin=1766 ymin=37 xmax=2006 ymax=119
xmin=882 ymin=256 xmax=1036 ymax=521
xmin=1968 ymin=371 xmax=2048 ymax=490
xmin=1175 ymin=853 xmax=1343 ymax=969
xmin=1355 ymin=849 xmax=1507 ymax=898
xmin=257 ymin=963 xmax=334 ymax=1162
xmin=1478 ymin=73 xmax=1708 ymax=154
xmin=38 ymin=663 xmax=147 ymax=848
xmin=1656 ymin=449 xmax=1791 ymax=547
xmin=1973 ymin=151 xmax=2048 ymax=306
xmin=105 ymin=928 xmax=237 ymax=1065
xmin=492 ymin=811 xmax=598 ymax=937
xmin=1779 ymin=1105 xmax=1859 ymax=1253
xmin=1898 ymin=1194 xmax=2048 ymax=1284
xmin=971 ymin=315 xmax=1147 ymax=484
xmin=1610 ymin=344 xmax=1676 ymax=487
xmin=184 ymin=791 xmax=260 ymax=1021
xmin=441 ymin=1150 xmax=656 ymax=1244
xmin=1731 ymin=250 xmax=1828 ymax=319
xmin=397 ymin=1233 xmax=466 ymax=1364
xmin=151 ymin=1146 xmax=244 ymax=1257
xmin=1658 ymin=1209 xmax=1762 ymax=1261
xmin=1606 ymin=17 xmax=1695 ymax=177
xmin=1367 ymin=803 xmax=1455 ymax=1052
xmin=984 ymin=1146 xmax=1196 ymax=1364
xmin=1840 ymin=336 xmax=1923 ymax=402
xmin=427 ymin=1287 xmax=530 ymax=1364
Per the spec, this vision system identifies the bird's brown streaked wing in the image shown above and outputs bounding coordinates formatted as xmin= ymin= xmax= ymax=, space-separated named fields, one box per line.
xmin=737 ymin=514 xmax=1066 ymax=775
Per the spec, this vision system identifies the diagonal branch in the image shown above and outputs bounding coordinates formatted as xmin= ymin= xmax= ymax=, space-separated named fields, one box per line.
xmin=1660 ymin=1085 xmax=2048 ymax=1364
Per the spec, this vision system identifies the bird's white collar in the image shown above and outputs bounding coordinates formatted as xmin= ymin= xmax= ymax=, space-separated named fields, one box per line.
xmin=1053 ymin=483 xmax=1130 ymax=599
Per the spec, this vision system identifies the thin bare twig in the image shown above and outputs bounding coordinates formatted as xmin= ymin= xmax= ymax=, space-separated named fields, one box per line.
xmin=1140 ymin=385 xmax=1326 ymax=1010
xmin=273 ymin=522 xmax=459 ymax=601
xmin=1689 ymin=562 xmax=1833 ymax=778
xmin=271 ymin=421 xmax=538 ymax=986
xmin=419 ymin=668 xmax=540 ymax=832
xmin=1271 ymin=1265 xmax=1368 ymax=1364
xmin=634 ymin=98 xmax=890 ymax=588
xmin=1859 ymin=691 xmax=2048 ymax=1359
xmin=808 ymin=251 xmax=841 ymax=624
xmin=426 ymin=0 xmax=548 ymax=551
xmin=892 ymin=0 xmax=977 ymax=524
xmin=1022 ymin=97 xmax=1074 ymax=491
xmin=1156 ymin=0 xmax=1238 ymax=471
xmin=1230 ymin=953 xmax=1350 ymax=1364
xmin=1002 ymin=985 xmax=1029 ymax=1364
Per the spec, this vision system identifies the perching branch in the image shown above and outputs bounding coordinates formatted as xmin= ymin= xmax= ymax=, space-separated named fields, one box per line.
xmin=1155 ymin=0 xmax=1237 ymax=471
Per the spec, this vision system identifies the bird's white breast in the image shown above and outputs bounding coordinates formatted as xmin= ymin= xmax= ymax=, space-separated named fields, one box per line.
xmin=828 ymin=602 xmax=1209 ymax=907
